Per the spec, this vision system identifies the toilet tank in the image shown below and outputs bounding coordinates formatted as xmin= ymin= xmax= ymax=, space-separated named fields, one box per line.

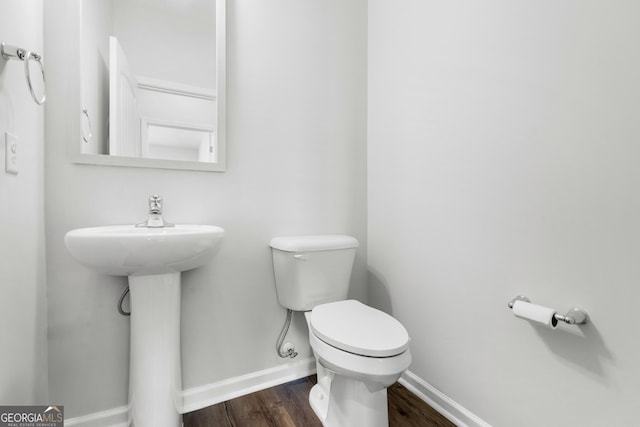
xmin=270 ymin=235 xmax=359 ymax=311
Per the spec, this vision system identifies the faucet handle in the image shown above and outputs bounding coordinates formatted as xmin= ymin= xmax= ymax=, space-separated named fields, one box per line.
xmin=149 ymin=194 xmax=162 ymax=214
xmin=136 ymin=194 xmax=173 ymax=228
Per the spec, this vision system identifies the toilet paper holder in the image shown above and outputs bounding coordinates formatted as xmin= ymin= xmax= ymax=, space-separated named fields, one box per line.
xmin=508 ymin=295 xmax=588 ymax=325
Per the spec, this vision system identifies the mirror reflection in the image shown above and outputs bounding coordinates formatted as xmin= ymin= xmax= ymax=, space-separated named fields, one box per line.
xmin=79 ymin=0 xmax=224 ymax=169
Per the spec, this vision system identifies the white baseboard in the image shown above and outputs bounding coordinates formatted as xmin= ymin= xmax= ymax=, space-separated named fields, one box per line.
xmin=399 ymin=370 xmax=491 ymax=427
xmin=64 ymin=405 xmax=128 ymax=427
xmin=64 ymin=357 xmax=315 ymax=427
xmin=181 ymin=356 xmax=316 ymax=413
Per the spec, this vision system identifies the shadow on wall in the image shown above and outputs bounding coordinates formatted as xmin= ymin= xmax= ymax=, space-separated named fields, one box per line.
xmin=367 ymin=267 xmax=394 ymax=316
xmin=530 ymin=318 xmax=613 ymax=382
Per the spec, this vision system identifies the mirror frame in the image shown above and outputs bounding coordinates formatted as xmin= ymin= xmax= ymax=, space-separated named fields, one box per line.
xmin=68 ymin=0 xmax=226 ymax=172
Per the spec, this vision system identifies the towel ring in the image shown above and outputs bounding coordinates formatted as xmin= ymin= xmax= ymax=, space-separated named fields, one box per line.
xmin=24 ymin=51 xmax=46 ymax=105
xmin=1 ymin=42 xmax=46 ymax=105
xmin=82 ymin=109 xmax=93 ymax=143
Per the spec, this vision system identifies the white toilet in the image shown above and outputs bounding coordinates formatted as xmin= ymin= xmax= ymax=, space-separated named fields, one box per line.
xmin=270 ymin=235 xmax=411 ymax=427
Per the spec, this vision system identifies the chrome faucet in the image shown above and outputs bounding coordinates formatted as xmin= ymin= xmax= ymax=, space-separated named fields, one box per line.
xmin=136 ymin=195 xmax=174 ymax=228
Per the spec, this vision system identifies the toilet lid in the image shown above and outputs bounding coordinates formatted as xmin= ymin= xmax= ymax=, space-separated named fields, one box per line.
xmin=309 ymin=300 xmax=409 ymax=357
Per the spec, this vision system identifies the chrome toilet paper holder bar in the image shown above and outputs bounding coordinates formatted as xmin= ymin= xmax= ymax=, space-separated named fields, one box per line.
xmin=508 ymin=295 xmax=588 ymax=325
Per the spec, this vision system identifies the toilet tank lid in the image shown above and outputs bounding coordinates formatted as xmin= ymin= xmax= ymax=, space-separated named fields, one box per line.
xmin=270 ymin=235 xmax=359 ymax=252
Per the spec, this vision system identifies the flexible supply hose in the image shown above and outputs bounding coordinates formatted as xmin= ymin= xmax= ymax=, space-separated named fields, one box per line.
xmin=118 ymin=287 xmax=131 ymax=316
xmin=276 ymin=309 xmax=298 ymax=358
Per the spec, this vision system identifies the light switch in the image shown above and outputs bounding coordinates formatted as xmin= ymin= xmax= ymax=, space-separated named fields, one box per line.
xmin=5 ymin=132 xmax=18 ymax=175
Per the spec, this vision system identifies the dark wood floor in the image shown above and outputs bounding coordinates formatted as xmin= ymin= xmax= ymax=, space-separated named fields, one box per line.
xmin=183 ymin=375 xmax=455 ymax=427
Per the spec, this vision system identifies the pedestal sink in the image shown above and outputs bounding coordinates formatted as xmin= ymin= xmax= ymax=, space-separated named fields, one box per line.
xmin=64 ymin=224 xmax=224 ymax=427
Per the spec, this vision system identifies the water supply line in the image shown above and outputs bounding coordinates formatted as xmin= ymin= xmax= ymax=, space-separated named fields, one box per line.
xmin=118 ymin=287 xmax=131 ymax=316
xmin=276 ymin=309 xmax=298 ymax=358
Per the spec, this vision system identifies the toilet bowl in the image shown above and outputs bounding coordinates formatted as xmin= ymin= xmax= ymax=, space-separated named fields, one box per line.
xmin=305 ymin=300 xmax=412 ymax=427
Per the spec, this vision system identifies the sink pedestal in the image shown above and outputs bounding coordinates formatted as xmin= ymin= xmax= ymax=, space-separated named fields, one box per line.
xmin=128 ymin=272 xmax=182 ymax=427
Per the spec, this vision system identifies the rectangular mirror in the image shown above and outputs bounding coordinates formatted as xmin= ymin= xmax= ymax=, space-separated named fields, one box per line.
xmin=71 ymin=0 xmax=226 ymax=172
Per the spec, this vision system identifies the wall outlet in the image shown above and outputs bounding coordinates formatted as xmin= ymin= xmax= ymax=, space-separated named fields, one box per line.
xmin=5 ymin=132 xmax=18 ymax=175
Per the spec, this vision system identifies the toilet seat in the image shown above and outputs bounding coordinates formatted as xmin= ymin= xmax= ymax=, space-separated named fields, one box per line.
xmin=309 ymin=300 xmax=409 ymax=357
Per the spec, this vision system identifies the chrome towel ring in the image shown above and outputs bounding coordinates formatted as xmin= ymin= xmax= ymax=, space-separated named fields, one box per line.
xmin=82 ymin=109 xmax=93 ymax=143
xmin=1 ymin=42 xmax=46 ymax=105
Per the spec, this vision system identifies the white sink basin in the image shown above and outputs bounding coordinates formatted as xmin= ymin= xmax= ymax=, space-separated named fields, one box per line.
xmin=64 ymin=224 xmax=224 ymax=276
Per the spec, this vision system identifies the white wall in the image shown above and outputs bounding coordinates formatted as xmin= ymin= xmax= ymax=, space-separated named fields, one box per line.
xmin=0 ymin=0 xmax=48 ymax=404
xmin=368 ymin=1 xmax=640 ymax=426
xmin=45 ymin=0 xmax=366 ymax=418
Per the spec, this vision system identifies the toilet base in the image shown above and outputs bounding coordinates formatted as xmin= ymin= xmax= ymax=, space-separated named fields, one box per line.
xmin=309 ymin=370 xmax=389 ymax=427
